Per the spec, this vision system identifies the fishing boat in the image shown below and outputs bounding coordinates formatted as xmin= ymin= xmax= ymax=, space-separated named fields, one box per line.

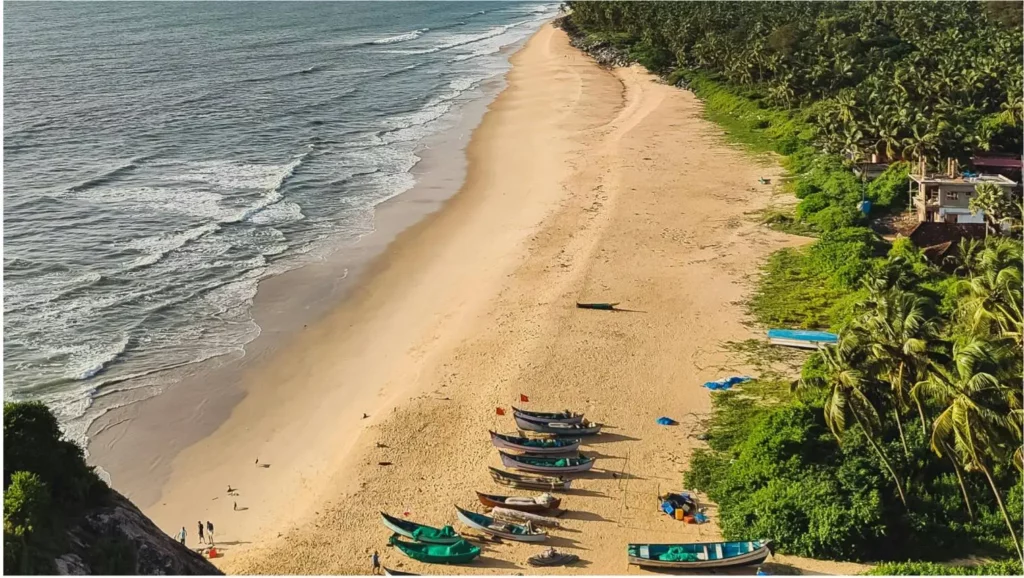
xmin=383 ymin=568 xmax=418 ymax=576
xmin=511 ymin=407 xmax=584 ymax=424
xmin=576 ymin=302 xmax=619 ymax=310
xmin=380 ymin=512 xmax=461 ymax=544
xmin=489 ymin=431 xmax=581 ymax=454
xmin=767 ymin=329 xmax=838 ymax=349
xmin=514 ymin=414 xmax=602 ymax=436
xmin=389 ymin=534 xmax=481 ymax=565
xmin=488 ymin=466 xmax=572 ymax=491
xmin=454 ymin=506 xmax=548 ymax=542
xmin=475 ymin=491 xmax=561 ymax=513
xmin=499 ymin=451 xmax=595 ymax=474
xmin=627 ymin=540 xmax=774 ymax=569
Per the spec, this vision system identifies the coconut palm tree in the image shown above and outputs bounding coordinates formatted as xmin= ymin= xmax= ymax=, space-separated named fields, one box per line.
xmin=915 ymin=338 xmax=1023 ymax=557
xmin=796 ymin=338 xmax=908 ymax=506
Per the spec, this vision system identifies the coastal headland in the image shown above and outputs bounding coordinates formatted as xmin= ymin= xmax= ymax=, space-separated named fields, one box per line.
xmin=92 ymin=24 xmax=870 ymax=575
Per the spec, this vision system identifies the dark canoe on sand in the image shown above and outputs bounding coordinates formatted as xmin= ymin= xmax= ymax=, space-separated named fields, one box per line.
xmin=511 ymin=407 xmax=584 ymax=424
xmin=475 ymin=491 xmax=561 ymax=513
xmin=389 ymin=534 xmax=481 ymax=565
xmin=489 ymin=431 xmax=581 ymax=454
xmin=383 ymin=567 xmax=418 ymax=576
xmin=488 ymin=466 xmax=572 ymax=491
xmin=380 ymin=512 xmax=462 ymax=544
xmin=514 ymin=414 xmax=602 ymax=436
xmin=576 ymin=302 xmax=619 ymax=310
xmin=499 ymin=451 xmax=595 ymax=474
xmin=627 ymin=540 xmax=773 ymax=569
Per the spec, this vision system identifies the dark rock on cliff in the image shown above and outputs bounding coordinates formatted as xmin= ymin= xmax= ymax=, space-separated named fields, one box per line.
xmin=553 ymin=15 xmax=634 ymax=68
xmin=54 ymin=491 xmax=221 ymax=575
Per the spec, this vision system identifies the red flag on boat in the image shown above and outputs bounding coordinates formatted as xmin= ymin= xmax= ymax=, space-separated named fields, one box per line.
xmin=520 ymin=394 xmax=529 ymax=402
xmin=496 ymin=407 xmax=505 ymax=416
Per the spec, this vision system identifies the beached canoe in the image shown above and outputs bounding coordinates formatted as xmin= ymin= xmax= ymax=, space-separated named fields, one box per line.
xmin=576 ymin=302 xmax=619 ymax=310
xmin=380 ymin=512 xmax=461 ymax=544
xmin=511 ymin=407 xmax=584 ymax=424
xmin=455 ymin=506 xmax=548 ymax=542
xmin=489 ymin=431 xmax=581 ymax=454
xmin=383 ymin=568 xmax=418 ymax=576
xmin=476 ymin=491 xmax=561 ymax=513
xmin=499 ymin=451 xmax=595 ymax=474
xmin=488 ymin=467 xmax=572 ymax=491
xmin=389 ymin=534 xmax=481 ymax=564
xmin=627 ymin=540 xmax=773 ymax=569
xmin=514 ymin=414 xmax=602 ymax=436
xmin=767 ymin=329 xmax=838 ymax=349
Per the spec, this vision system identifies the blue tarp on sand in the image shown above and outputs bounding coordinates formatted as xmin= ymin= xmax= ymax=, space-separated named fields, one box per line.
xmin=703 ymin=376 xmax=752 ymax=391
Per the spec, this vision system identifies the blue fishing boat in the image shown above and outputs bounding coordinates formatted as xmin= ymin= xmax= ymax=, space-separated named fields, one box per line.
xmin=767 ymin=329 xmax=838 ymax=349
xmin=627 ymin=540 xmax=773 ymax=569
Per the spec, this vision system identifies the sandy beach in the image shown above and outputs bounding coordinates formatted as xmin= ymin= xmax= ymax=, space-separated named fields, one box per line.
xmin=93 ymin=24 xmax=870 ymax=575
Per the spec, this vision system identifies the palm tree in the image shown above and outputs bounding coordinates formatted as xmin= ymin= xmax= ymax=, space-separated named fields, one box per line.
xmin=796 ymin=338 xmax=909 ymax=506
xmin=916 ymin=338 xmax=1023 ymax=557
xmin=852 ymin=289 xmax=938 ymax=450
xmin=956 ymin=241 xmax=1023 ymax=346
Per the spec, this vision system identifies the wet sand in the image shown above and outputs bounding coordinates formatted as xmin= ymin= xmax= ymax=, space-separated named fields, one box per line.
xmin=94 ymin=24 xmax=869 ymax=575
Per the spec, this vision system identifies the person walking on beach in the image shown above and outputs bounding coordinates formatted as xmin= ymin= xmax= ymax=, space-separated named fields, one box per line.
xmin=197 ymin=521 xmax=205 ymax=544
xmin=176 ymin=526 xmax=187 ymax=545
xmin=371 ymin=550 xmax=380 ymax=575
xmin=206 ymin=521 xmax=215 ymax=546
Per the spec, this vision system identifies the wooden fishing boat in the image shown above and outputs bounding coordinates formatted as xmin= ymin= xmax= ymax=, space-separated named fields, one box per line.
xmin=514 ymin=414 xmax=602 ymax=436
xmin=389 ymin=534 xmax=481 ymax=564
xmin=627 ymin=540 xmax=773 ymax=569
xmin=489 ymin=431 xmax=580 ymax=454
xmin=383 ymin=568 xmax=418 ymax=576
xmin=511 ymin=407 xmax=584 ymax=424
xmin=380 ymin=512 xmax=461 ymax=544
xmin=488 ymin=467 xmax=572 ymax=491
xmin=454 ymin=506 xmax=548 ymax=542
xmin=475 ymin=491 xmax=561 ymax=513
xmin=499 ymin=451 xmax=595 ymax=474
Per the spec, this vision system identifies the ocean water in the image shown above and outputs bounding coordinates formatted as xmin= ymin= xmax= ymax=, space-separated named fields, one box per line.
xmin=3 ymin=1 xmax=558 ymax=446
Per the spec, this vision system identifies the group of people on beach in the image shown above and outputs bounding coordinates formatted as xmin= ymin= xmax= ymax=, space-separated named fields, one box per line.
xmin=176 ymin=521 xmax=215 ymax=548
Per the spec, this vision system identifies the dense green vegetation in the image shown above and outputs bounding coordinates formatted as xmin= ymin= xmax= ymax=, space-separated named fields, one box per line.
xmin=4 ymin=401 xmax=110 ymax=574
xmin=565 ymin=0 xmax=1023 ymax=567
xmin=865 ymin=559 xmax=1024 ymax=575
xmin=569 ymin=1 xmax=1022 ymax=162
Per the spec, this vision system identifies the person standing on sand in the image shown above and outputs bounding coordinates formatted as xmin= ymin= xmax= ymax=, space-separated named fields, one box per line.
xmin=206 ymin=521 xmax=215 ymax=546
xmin=371 ymin=551 xmax=380 ymax=575
xmin=176 ymin=526 xmax=186 ymax=545
xmin=197 ymin=521 xmax=205 ymax=544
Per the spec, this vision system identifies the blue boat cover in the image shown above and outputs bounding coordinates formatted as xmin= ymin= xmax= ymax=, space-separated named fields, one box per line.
xmin=703 ymin=376 xmax=753 ymax=390
xmin=767 ymin=329 xmax=838 ymax=343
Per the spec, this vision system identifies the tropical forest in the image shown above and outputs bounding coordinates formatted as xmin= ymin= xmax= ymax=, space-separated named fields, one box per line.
xmin=563 ymin=1 xmax=1023 ymax=573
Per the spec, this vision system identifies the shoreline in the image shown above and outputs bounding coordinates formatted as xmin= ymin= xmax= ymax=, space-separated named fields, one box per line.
xmin=86 ymin=55 xmax=514 ymax=507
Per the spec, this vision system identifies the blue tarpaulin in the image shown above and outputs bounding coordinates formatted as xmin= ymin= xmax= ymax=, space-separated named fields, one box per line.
xmin=657 ymin=416 xmax=678 ymax=425
xmin=703 ymin=376 xmax=753 ymax=390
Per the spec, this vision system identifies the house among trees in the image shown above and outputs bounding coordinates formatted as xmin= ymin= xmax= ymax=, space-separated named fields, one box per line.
xmin=910 ymin=157 xmax=1017 ymax=224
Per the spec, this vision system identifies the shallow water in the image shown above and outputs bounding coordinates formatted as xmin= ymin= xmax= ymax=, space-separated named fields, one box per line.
xmin=3 ymin=1 xmax=557 ymax=445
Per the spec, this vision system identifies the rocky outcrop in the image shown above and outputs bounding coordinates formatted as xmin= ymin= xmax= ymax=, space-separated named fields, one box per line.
xmin=56 ymin=491 xmax=220 ymax=575
xmin=553 ymin=15 xmax=634 ymax=68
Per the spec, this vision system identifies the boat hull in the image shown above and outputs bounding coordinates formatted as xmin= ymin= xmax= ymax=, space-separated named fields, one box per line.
xmin=476 ymin=491 xmax=561 ymax=513
xmin=513 ymin=414 xmax=602 ymax=436
xmin=389 ymin=535 xmax=481 ymax=565
xmin=511 ymin=407 xmax=584 ymax=424
xmin=488 ymin=467 xmax=572 ymax=491
xmin=489 ymin=431 xmax=581 ymax=454
xmin=455 ymin=506 xmax=547 ymax=543
xmin=499 ymin=451 xmax=595 ymax=474
xmin=383 ymin=568 xmax=418 ymax=576
xmin=627 ymin=541 xmax=772 ymax=569
xmin=380 ymin=512 xmax=462 ymax=545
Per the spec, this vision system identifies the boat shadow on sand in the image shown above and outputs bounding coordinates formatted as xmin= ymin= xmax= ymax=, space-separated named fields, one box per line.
xmin=581 ymin=432 xmax=641 ymax=444
xmin=558 ymin=510 xmax=614 ymax=523
xmin=570 ymin=469 xmax=645 ymax=481
xmin=639 ymin=561 xmax=800 ymax=576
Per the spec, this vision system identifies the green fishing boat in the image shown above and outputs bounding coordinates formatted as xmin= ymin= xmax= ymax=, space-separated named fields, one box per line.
xmin=380 ymin=512 xmax=461 ymax=544
xmin=388 ymin=534 xmax=481 ymax=564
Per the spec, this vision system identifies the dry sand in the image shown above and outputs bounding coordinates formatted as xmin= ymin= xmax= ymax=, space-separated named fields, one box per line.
xmin=129 ymin=24 xmax=870 ymax=575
